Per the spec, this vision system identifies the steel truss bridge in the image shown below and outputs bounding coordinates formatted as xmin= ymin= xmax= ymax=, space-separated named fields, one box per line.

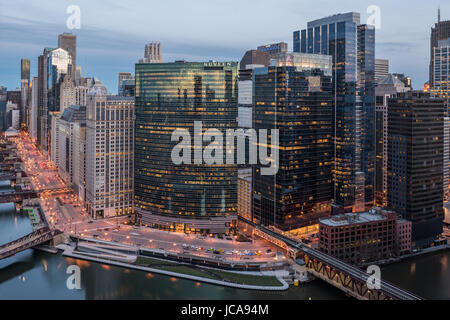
xmin=0 ymin=187 xmax=73 ymax=204
xmin=0 ymin=227 xmax=63 ymax=260
xmin=240 ymin=217 xmax=422 ymax=300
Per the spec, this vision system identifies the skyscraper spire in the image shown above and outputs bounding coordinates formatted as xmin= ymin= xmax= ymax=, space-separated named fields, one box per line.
xmin=438 ymin=6 xmax=441 ymax=23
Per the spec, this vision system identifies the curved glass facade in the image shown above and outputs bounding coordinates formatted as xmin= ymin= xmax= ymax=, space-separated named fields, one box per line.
xmin=134 ymin=61 xmax=238 ymax=234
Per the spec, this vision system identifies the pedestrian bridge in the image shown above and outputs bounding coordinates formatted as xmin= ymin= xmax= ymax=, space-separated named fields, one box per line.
xmin=0 ymin=227 xmax=63 ymax=260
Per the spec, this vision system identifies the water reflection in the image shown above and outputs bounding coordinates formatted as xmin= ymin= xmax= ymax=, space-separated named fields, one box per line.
xmin=0 ymin=204 xmax=347 ymax=300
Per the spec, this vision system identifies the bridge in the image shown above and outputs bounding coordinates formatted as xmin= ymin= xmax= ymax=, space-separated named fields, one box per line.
xmin=0 ymin=187 xmax=73 ymax=204
xmin=0 ymin=227 xmax=63 ymax=260
xmin=0 ymin=173 xmax=16 ymax=181
xmin=240 ymin=217 xmax=422 ymax=300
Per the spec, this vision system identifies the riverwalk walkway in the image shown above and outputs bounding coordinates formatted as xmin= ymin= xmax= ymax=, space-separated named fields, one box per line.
xmin=59 ymin=244 xmax=289 ymax=291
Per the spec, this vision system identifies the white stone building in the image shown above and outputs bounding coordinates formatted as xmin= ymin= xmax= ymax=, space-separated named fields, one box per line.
xmin=85 ymin=90 xmax=134 ymax=219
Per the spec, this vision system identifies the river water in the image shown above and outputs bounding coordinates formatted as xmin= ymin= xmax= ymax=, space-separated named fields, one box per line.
xmin=0 ymin=204 xmax=448 ymax=300
xmin=0 ymin=204 xmax=347 ymax=300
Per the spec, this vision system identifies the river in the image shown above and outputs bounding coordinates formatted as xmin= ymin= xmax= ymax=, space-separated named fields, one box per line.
xmin=1 ymin=204 xmax=448 ymax=300
xmin=0 ymin=204 xmax=346 ymax=300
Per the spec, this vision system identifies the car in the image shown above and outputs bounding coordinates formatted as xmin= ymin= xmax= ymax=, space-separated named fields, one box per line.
xmin=225 ymin=251 xmax=233 ymax=255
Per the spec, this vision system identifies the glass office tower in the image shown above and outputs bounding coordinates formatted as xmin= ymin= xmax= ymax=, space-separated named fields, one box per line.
xmin=293 ymin=12 xmax=375 ymax=212
xmin=134 ymin=61 xmax=238 ymax=235
xmin=252 ymin=53 xmax=334 ymax=232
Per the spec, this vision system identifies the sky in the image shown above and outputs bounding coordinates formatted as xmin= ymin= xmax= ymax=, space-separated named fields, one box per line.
xmin=0 ymin=0 xmax=448 ymax=93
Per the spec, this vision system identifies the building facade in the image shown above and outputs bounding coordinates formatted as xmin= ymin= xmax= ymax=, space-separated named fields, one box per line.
xmin=256 ymin=42 xmax=288 ymax=59
xmin=374 ymin=75 xmax=410 ymax=206
xmin=118 ymin=72 xmax=133 ymax=94
xmin=387 ymin=91 xmax=444 ymax=247
xmin=139 ymin=42 xmax=162 ymax=64
xmin=374 ymin=59 xmax=389 ymax=84
xmin=58 ymin=33 xmax=77 ymax=79
xmin=433 ymin=37 xmax=450 ymax=109
xmin=237 ymin=169 xmax=252 ymax=221
xmin=21 ymin=58 xmax=31 ymax=127
xmin=134 ymin=60 xmax=238 ymax=235
xmin=430 ymin=10 xmax=450 ymax=87
xmin=293 ymin=12 xmax=376 ymax=212
xmin=54 ymin=105 xmax=86 ymax=186
xmin=252 ymin=52 xmax=334 ymax=231
xmin=318 ymin=207 xmax=400 ymax=264
xmin=86 ymin=92 xmax=134 ymax=219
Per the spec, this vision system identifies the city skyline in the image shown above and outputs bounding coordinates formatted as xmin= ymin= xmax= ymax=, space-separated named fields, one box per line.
xmin=1 ymin=0 xmax=449 ymax=92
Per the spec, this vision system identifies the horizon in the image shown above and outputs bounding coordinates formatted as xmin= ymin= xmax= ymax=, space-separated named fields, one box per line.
xmin=1 ymin=0 xmax=449 ymax=92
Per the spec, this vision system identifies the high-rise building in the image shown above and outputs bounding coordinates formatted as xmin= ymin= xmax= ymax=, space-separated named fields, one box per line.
xmin=375 ymin=59 xmax=389 ymax=84
xmin=237 ymin=169 xmax=252 ymax=221
xmin=240 ymin=42 xmax=287 ymax=71
xmin=387 ymin=91 xmax=444 ymax=247
xmin=118 ymin=72 xmax=133 ymax=94
xmin=0 ymin=87 xmax=7 ymax=132
xmin=119 ymin=79 xmax=135 ymax=97
xmin=21 ymin=59 xmax=30 ymax=81
xmin=58 ymin=33 xmax=77 ymax=78
xmin=134 ymin=60 xmax=238 ymax=235
xmin=293 ymin=12 xmax=376 ymax=212
xmin=445 ymin=117 xmax=450 ymax=200
xmin=73 ymin=121 xmax=86 ymax=204
xmin=252 ymin=52 xmax=333 ymax=232
xmin=30 ymin=77 xmax=38 ymax=141
xmin=59 ymin=74 xmax=89 ymax=114
xmin=46 ymin=48 xmax=72 ymax=156
xmin=86 ymin=91 xmax=134 ymax=219
xmin=374 ymin=75 xmax=410 ymax=206
xmin=432 ymin=37 xmax=450 ymax=109
xmin=55 ymin=105 xmax=86 ymax=185
xmin=240 ymin=50 xmax=270 ymax=70
xmin=256 ymin=42 xmax=288 ymax=60
xmin=430 ymin=9 xmax=450 ymax=88
xmin=393 ymin=73 xmax=412 ymax=89
xmin=37 ymin=48 xmax=51 ymax=149
xmin=6 ymin=101 xmax=19 ymax=130
xmin=139 ymin=42 xmax=162 ymax=64
xmin=21 ymin=58 xmax=31 ymax=128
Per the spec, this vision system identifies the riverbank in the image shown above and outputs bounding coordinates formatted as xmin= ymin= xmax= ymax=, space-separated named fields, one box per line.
xmin=360 ymin=244 xmax=450 ymax=268
xmin=60 ymin=244 xmax=289 ymax=291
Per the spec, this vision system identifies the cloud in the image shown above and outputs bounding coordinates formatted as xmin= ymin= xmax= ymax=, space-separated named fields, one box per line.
xmin=1 ymin=0 xmax=448 ymax=90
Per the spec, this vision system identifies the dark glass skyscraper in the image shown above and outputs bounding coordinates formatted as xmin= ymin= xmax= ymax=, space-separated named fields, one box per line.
xmin=21 ymin=59 xmax=30 ymax=81
xmin=387 ymin=91 xmax=444 ymax=247
xmin=58 ymin=33 xmax=77 ymax=79
xmin=252 ymin=53 xmax=334 ymax=232
xmin=430 ymin=9 xmax=450 ymax=88
xmin=134 ymin=61 xmax=238 ymax=235
xmin=293 ymin=12 xmax=375 ymax=212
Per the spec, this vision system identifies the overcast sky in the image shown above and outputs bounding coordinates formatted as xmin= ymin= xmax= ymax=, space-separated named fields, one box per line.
xmin=0 ymin=0 xmax=448 ymax=92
